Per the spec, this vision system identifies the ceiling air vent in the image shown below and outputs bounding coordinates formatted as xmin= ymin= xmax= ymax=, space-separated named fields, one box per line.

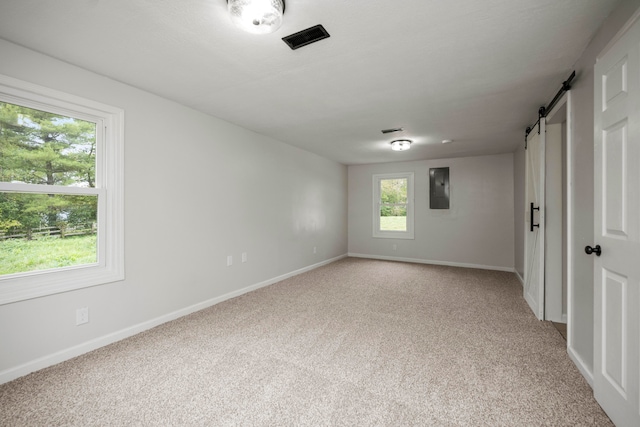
xmin=282 ymin=25 xmax=330 ymax=50
xmin=381 ymin=128 xmax=404 ymax=134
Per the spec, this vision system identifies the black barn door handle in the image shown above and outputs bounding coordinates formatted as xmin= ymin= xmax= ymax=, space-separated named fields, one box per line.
xmin=530 ymin=202 xmax=540 ymax=232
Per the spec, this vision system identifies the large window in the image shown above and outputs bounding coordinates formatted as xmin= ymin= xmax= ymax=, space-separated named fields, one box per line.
xmin=373 ymin=172 xmax=414 ymax=239
xmin=0 ymin=75 xmax=124 ymax=304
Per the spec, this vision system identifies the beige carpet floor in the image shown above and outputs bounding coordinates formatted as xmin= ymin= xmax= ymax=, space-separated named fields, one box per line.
xmin=0 ymin=258 xmax=612 ymax=426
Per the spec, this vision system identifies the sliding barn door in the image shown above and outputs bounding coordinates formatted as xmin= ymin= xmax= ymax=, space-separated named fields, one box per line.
xmin=524 ymin=121 xmax=545 ymax=320
xmin=593 ymin=11 xmax=640 ymax=427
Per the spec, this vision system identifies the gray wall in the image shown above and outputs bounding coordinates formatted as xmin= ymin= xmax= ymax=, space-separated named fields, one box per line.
xmin=348 ymin=154 xmax=515 ymax=270
xmin=0 ymin=39 xmax=348 ymax=379
xmin=513 ymin=147 xmax=526 ymax=279
xmin=545 ymin=123 xmax=564 ymax=322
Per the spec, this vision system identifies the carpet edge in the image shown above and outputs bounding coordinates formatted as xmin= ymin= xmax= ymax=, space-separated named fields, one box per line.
xmin=347 ymin=253 xmax=515 ymax=272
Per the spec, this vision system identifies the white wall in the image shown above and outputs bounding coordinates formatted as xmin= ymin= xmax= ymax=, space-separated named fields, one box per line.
xmin=568 ymin=0 xmax=640 ymax=379
xmin=348 ymin=154 xmax=514 ymax=270
xmin=0 ymin=39 xmax=348 ymax=381
xmin=511 ymin=0 xmax=640 ymax=381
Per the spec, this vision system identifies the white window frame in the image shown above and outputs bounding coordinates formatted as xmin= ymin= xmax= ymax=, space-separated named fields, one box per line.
xmin=373 ymin=172 xmax=414 ymax=239
xmin=0 ymin=75 xmax=124 ymax=305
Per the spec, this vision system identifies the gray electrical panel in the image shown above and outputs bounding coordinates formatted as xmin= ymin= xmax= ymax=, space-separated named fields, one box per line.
xmin=430 ymin=167 xmax=450 ymax=209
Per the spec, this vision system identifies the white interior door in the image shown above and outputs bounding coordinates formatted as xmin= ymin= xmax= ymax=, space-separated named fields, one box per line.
xmin=524 ymin=121 xmax=545 ymax=320
xmin=593 ymin=11 xmax=640 ymax=427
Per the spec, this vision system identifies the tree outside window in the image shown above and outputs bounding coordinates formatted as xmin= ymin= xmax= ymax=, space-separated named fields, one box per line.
xmin=379 ymin=178 xmax=408 ymax=231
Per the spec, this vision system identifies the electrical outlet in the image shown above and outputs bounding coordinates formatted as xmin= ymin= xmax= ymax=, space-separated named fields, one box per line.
xmin=227 ymin=255 xmax=233 ymax=267
xmin=241 ymin=252 xmax=247 ymax=263
xmin=392 ymin=244 xmax=397 ymax=251
xmin=76 ymin=307 xmax=89 ymax=325
xmin=313 ymin=246 xmax=317 ymax=254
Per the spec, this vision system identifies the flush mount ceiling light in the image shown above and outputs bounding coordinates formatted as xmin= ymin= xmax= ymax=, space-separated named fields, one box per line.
xmin=227 ymin=0 xmax=285 ymax=34
xmin=442 ymin=139 xmax=454 ymax=144
xmin=390 ymin=139 xmax=412 ymax=151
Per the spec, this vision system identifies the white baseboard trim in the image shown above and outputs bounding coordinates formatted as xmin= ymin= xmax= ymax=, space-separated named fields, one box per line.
xmin=524 ymin=291 xmax=540 ymax=320
xmin=0 ymin=253 xmax=347 ymax=385
xmin=515 ymin=271 xmax=524 ymax=286
xmin=347 ymin=252 xmax=515 ymax=273
xmin=568 ymin=345 xmax=594 ymax=388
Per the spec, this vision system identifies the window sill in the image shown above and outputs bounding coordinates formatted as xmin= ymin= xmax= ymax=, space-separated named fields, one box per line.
xmin=373 ymin=231 xmax=415 ymax=240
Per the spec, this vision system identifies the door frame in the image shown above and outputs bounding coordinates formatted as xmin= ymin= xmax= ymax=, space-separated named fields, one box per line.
xmin=558 ymin=91 xmax=593 ymax=382
xmin=545 ymin=94 xmax=571 ymax=325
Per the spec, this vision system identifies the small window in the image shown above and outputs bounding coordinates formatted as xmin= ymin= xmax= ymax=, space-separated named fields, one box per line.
xmin=0 ymin=75 xmax=124 ymax=304
xmin=373 ymin=172 xmax=414 ymax=239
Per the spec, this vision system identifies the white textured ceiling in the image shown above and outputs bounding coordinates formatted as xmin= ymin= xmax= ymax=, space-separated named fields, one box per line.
xmin=0 ymin=0 xmax=619 ymax=164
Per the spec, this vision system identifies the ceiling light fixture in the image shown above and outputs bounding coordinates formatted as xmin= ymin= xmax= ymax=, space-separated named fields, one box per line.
xmin=390 ymin=139 xmax=412 ymax=151
xmin=442 ymin=139 xmax=453 ymax=144
xmin=227 ymin=0 xmax=285 ymax=34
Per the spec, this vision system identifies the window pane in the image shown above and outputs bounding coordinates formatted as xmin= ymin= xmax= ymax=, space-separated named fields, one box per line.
xmin=380 ymin=205 xmax=407 ymax=231
xmin=380 ymin=178 xmax=408 ymax=231
xmin=0 ymin=101 xmax=96 ymax=187
xmin=0 ymin=192 xmax=97 ymax=275
xmin=380 ymin=178 xmax=407 ymax=204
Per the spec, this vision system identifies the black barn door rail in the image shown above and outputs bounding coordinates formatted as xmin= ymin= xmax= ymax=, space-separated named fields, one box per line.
xmin=525 ymin=71 xmax=576 ymax=149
